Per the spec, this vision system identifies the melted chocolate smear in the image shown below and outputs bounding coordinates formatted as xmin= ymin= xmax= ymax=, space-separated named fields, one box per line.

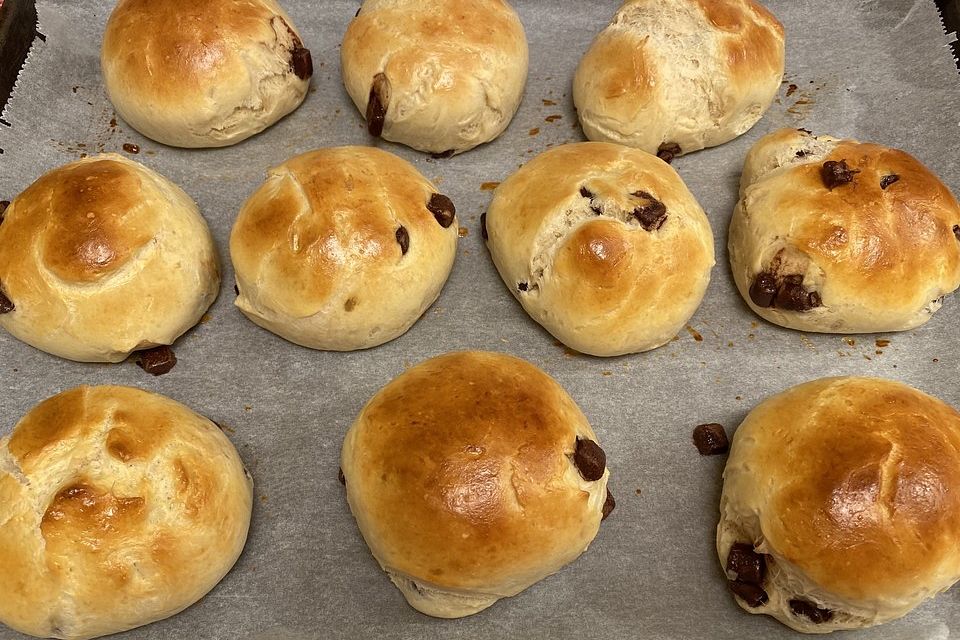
xmin=630 ymin=191 xmax=667 ymax=231
xmin=880 ymin=174 xmax=900 ymax=190
xmin=427 ymin=193 xmax=456 ymax=228
xmin=395 ymin=225 xmax=409 ymax=255
xmin=366 ymin=73 xmax=388 ymax=137
xmin=789 ymin=599 xmax=833 ymax=624
xmin=692 ymin=423 xmax=728 ymax=455
xmin=574 ymin=437 xmax=606 ymax=481
xmin=430 ymin=149 xmax=455 ymax=159
xmin=291 ymin=46 xmax=313 ymax=80
xmin=726 ymin=543 xmax=766 ymax=585
xmin=657 ymin=142 xmax=681 ymax=164
xmin=601 ymin=488 xmax=615 ymax=520
xmin=729 ymin=581 xmax=768 ymax=608
xmin=0 ymin=286 xmax=13 ymax=314
xmin=517 ymin=281 xmax=529 ymax=292
xmin=480 ymin=212 xmax=488 ymax=241
xmin=821 ymin=159 xmax=858 ymax=189
xmin=136 ymin=346 xmax=177 ymax=376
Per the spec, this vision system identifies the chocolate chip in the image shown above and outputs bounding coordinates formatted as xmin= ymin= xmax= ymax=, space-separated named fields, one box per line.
xmin=517 ymin=281 xmax=528 ymax=292
xmin=395 ymin=225 xmax=409 ymax=255
xmin=601 ymin=488 xmax=615 ymax=520
xmin=579 ymin=186 xmax=594 ymax=199
xmin=692 ymin=423 xmax=728 ymax=455
xmin=726 ymin=543 xmax=766 ymax=585
xmin=0 ymin=286 xmax=13 ymax=314
xmin=795 ymin=149 xmax=808 ymax=158
xmin=953 ymin=224 xmax=960 ymax=241
xmin=135 ymin=346 xmax=177 ymax=376
xmin=574 ymin=437 xmax=606 ymax=481
xmin=880 ymin=174 xmax=899 ymax=190
xmin=338 ymin=468 xmax=346 ymax=485
xmin=427 ymin=193 xmax=456 ymax=228
xmin=776 ymin=275 xmax=821 ymax=312
xmin=234 ymin=283 xmax=240 ymax=295
xmin=821 ymin=159 xmax=858 ymax=189
xmin=797 ymin=128 xmax=812 ymax=134
xmin=354 ymin=5 xmax=361 ymax=17
xmin=366 ymin=72 xmax=388 ymax=137
xmin=630 ymin=191 xmax=667 ymax=231
xmin=728 ymin=580 xmax=768 ymax=608
xmin=430 ymin=149 xmax=455 ymax=159
xmin=789 ymin=599 xmax=834 ymax=624
xmin=291 ymin=45 xmax=313 ymax=80
xmin=480 ymin=212 xmax=488 ymax=241
xmin=749 ymin=272 xmax=778 ymax=308
xmin=657 ymin=142 xmax=681 ymax=164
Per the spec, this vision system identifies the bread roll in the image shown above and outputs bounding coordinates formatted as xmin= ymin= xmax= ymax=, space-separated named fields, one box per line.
xmin=101 ymin=0 xmax=312 ymax=148
xmin=729 ymin=128 xmax=960 ymax=333
xmin=484 ymin=142 xmax=715 ymax=356
xmin=0 ymin=154 xmax=219 ymax=362
xmin=0 ymin=386 xmax=253 ymax=640
xmin=718 ymin=377 xmax=960 ymax=633
xmin=341 ymin=351 xmax=613 ymax=618
xmin=230 ymin=146 xmax=458 ymax=350
xmin=573 ymin=0 xmax=784 ymax=159
xmin=341 ymin=0 xmax=528 ymax=156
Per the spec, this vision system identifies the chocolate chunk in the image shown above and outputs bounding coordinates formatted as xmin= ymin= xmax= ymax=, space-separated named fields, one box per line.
xmin=338 ymin=468 xmax=346 ymax=485
xmin=821 ymin=159 xmax=858 ymax=189
xmin=601 ymin=488 xmax=615 ymax=520
xmin=135 ymin=345 xmax=177 ymax=376
xmin=121 ymin=143 xmax=139 ymax=154
xmin=395 ymin=225 xmax=409 ymax=255
xmin=795 ymin=149 xmax=808 ymax=158
xmin=291 ymin=45 xmax=313 ymax=80
xmin=953 ymin=224 xmax=960 ymax=242
xmin=880 ymin=174 xmax=900 ymax=190
xmin=776 ymin=275 xmax=821 ymax=312
xmin=366 ymin=73 xmax=388 ymax=137
xmin=729 ymin=580 xmax=768 ymax=608
xmin=354 ymin=5 xmax=361 ymax=17
xmin=630 ymin=191 xmax=667 ymax=231
xmin=480 ymin=212 xmax=488 ymax=241
xmin=749 ymin=272 xmax=778 ymax=308
xmin=692 ymin=423 xmax=729 ymax=455
xmin=427 ymin=193 xmax=456 ymax=228
xmin=726 ymin=543 xmax=766 ymax=585
xmin=430 ymin=149 xmax=455 ymax=159
xmin=579 ymin=186 xmax=594 ymax=199
xmin=0 ymin=286 xmax=13 ymax=314
xmin=789 ymin=599 xmax=834 ymax=624
xmin=574 ymin=437 xmax=606 ymax=481
xmin=797 ymin=128 xmax=812 ymax=134
xmin=517 ymin=281 xmax=528 ymax=292
xmin=657 ymin=142 xmax=681 ymax=164
xmin=234 ymin=283 xmax=240 ymax=295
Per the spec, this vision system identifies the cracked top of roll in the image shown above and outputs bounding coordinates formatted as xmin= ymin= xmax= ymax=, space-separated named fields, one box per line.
xmin=0 ymin=385 xmax=252 ymax=640
xmin=718 ymin=377 xmax=960 ymax=631
xmin=485 ymin=142 xmax=715 ymax=357
xmin=340 ymin=351 xmax=609 ymax=618
xmin=229 ymin=146 xmax=458 ymax=351
xmin=101 ymin=0 xmax=312 ymax=148
xmin=728 ymin=128 xmax=960 ymax=333
xmin=341 ymin=0 xmax=528 ymax=155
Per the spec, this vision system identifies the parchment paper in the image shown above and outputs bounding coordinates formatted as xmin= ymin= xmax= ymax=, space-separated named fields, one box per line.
xmin=2 ymin=1 xmax=960 ymax=638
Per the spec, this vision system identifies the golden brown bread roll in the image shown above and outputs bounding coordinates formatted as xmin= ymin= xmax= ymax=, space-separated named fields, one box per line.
xmin=230 ymin=146 xmax=458 ymax=350
xmin=718 ymin=377 xmax=960 ymax=633
xmin=0 ymin=386 xmax=253 ymax=640
xmin=101 ymin=0 xmax=312 ymax=147
xmin=573 ymin=0 xmax=784 ymax=158
xmin=0 ymin=154 xmax=219 ymax=362
xmin=484 ymin=142 xmax=715 ymax=356
xmin=341 ymin=351 xmax=613 ymax=618
xmin=729 ymin=128 xmax=960 ymax=333
xmin=341 ymin=0 xmax=528 ymax=155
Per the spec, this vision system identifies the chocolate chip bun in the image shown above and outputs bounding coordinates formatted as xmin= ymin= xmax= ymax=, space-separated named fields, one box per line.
xmin=573 ymin=0 xmax=784 ymax=160
xmin=341 ymin=0 xmax=528 ymax=156
xmin=0 ymin=155 xmax=219 ymax=363
xmin=230 ymin=146 xmax=458 ymax=351
xmin=0 ymin=386 xmax=253 ymax=640
xmin=101 ymin=0 xmax=312 ymax=148
xmin=484 ymin=142 xmax=715 ymax=356
xmin=341 ymin=351 xmax=613 ymax=618
xmin=729 ymin=128 xmax=960 ymax=333
xmin=718 ymin=377 xmax=960 ymax=633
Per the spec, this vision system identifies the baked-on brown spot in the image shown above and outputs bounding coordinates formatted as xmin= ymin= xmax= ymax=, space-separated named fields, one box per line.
xmin=726 ymin=543 xmax=766 ymax=584
xmin=821 ymin=159 xmax=858 ymax=189
xmin=41 ymin=483 xmax=145 ymax=538
xmin=291 ymin=45 xmax=313 ymax=80
xmin=427 ymin=194 xmax=456 ymax=228
xmin=0 ymin=285 xmax=13 ymax=313
xmin=366 ymin=72 xmax=388 ymax=137
xmin=729 ymin=580 xmax=768 ymax=608
xmin=692 ymin=423 xmax=728 ymax=455
xmin=880 ymin=174 xmax=900 ymax=190
xmin=395 ymin=225 xmax=409 ymax=255
xmin=656 ymin=142 xmax=681 ymax=164
xmin=480 ymin=212 xmax=488 ymax=240
xmin=573 ymin=437 xmax=606 ymax=481
xmin=344 ymin=297 xmax=358 ymax=312
xmin=136 ymin=345 xmax=177 ymax=376
xmin=789 ymin=599 xmax=833 ymax=623
xmin=601 ymin=488 xmax=615 ymax=520
xmin=630 ymin=191 xmax=667 ymax=231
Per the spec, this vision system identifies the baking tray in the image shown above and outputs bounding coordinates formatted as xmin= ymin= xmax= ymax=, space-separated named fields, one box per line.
xmin=2 ymin=1 xmax=960 ymax=639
